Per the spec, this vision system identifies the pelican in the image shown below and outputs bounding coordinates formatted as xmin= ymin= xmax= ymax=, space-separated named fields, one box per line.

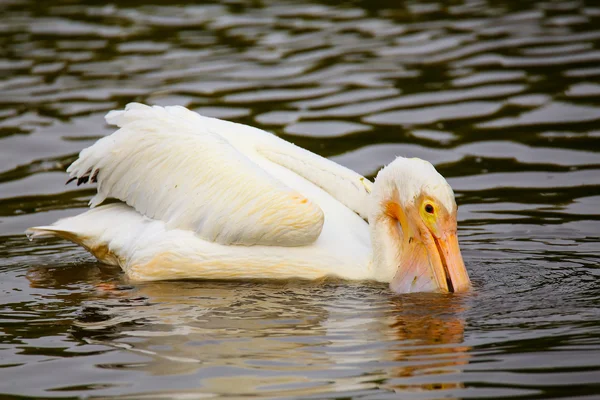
xmin=27 ymin=103 xmax=470 ymax=293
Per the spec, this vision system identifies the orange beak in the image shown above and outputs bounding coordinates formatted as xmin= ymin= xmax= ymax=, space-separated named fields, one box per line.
xmin=430 ymin=230 xmax=470 ymax=293
xmin=390 ymin=227 xmax=470 ymax=294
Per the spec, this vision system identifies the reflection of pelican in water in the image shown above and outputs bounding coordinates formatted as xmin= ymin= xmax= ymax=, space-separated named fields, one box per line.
xmin=27 ymin=267 xmax=471 ymax=398
xmin=385 ymin=295 xmax=471 ymax=394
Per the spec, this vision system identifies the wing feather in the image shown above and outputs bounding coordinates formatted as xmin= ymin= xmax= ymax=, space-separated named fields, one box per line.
xmin=256 ymin=145 xmax=372 ymax=220
xmin=162 ymin=109 xmax=374 ymax=220
xmin=67 ymin=103 xmax=324 ymax=246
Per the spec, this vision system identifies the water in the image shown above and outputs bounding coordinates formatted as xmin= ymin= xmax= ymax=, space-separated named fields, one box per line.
xmin=1 ymin=0 xmax=600 ymax=398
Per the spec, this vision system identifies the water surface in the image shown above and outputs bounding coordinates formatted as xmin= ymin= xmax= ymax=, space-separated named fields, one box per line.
xmin=1 ymin=0 xmax=600 ymax=398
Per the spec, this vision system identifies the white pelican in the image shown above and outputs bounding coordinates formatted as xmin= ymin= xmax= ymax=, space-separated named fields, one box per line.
xmin=27 ymin=103 xmax=470 ymax=293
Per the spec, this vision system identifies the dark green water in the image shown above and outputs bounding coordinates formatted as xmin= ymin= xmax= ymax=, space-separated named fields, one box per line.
xmin=1 ymin=0 xmax=600 ymax=398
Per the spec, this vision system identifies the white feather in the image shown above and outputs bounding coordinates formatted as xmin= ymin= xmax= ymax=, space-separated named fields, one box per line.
xmin=68 ymin=104 xmax=326 ymax=246
xmin=27 ymin=203 xmax=373 ymax=282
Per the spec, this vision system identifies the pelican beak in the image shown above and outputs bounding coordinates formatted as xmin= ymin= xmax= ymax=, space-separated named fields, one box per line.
xmin=429 ymin=230 xmax=470 ymax=293
xmin=389 ymin=210 xmax=470 ymax=294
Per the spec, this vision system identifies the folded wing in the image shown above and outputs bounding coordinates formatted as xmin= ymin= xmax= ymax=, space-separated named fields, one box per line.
xmin=179 ymin=109 xmax=374 ymax=220
xmin=67 ymin=103 xmax=324 ymax=246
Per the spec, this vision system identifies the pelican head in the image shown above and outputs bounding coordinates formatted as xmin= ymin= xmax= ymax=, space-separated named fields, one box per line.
xmin=369 ymin=157 xmax=470 ymax=294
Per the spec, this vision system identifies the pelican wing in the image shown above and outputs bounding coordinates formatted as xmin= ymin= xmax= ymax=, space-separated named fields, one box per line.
xmin=67 ymin=103 xmax=324 ymax=246
xmin=256 ymin=143 xmax=372 ymax=220
xmin=188 ymin=113 xmax=374 ymax=220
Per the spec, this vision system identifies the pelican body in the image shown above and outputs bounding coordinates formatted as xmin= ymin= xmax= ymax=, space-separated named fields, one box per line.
xmin=27 ymin=103 xmax=470 ymax=293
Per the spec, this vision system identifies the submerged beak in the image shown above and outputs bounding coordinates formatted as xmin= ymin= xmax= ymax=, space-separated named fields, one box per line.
xmin=389 ymin=215 xmax=470 ymax=294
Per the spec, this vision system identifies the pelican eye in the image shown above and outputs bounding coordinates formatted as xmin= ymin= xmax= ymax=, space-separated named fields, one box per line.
xmin=425 ymin=204 xmax=435 ymax=214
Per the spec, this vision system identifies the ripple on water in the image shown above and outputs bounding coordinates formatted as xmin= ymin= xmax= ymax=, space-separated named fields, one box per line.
xmin=478 ymin=101 xmax=600 ymax=128
xmin=365 ymin=100 xmax=504 ymax=125
xmin=284 ymin=121 xmax=371 ymax=138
